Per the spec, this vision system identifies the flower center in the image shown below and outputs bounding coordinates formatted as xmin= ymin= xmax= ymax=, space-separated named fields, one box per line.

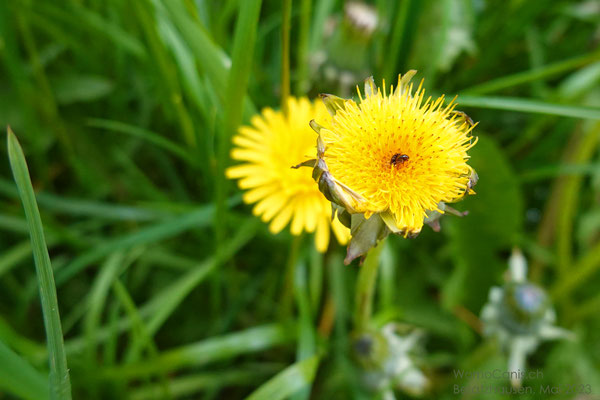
xmin=390 ymin=153 xmax=409 ymax=166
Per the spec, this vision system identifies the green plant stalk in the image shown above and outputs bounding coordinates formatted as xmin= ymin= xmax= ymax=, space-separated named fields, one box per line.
xmin=571 ymin=280 xmax=600 ymax=322
xmin=382 ymin=0 xmax=412 ymax=83
xmin=281 ymin=0 xmax=292 ymax=114
xmin=309 ymin=0 xmax=335 ymax=52
xmin=112 ymin=279 xmax=172 ymax=398
xmin=292 ymin=260 xmax=316 ymax=400
xmin=295 ymin=0 xmax=311 ymax=95
xmin=353 ymin=242 xmax=385 ymax=330
xmin=556 ymin=122 xmax=600 ymax=277
xmin=280 ymin=235 xmax=303 ymax=319
xmin=552 ymin=238 xmax=600 ymax=301
xmin=7 ymin=128 xmax=72 ymax=400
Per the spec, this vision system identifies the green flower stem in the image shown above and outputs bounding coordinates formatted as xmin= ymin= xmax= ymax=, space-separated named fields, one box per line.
xmin=281 ymin=0 xmax=292 ymax=115
xmin=280 ymin=235 xmax=303 ymax=318
xmin=353 ymin=241 xmax=385 ymax=330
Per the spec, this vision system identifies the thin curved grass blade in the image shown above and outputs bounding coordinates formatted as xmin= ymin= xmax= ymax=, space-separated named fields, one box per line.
xmin=7 ymin=127 xmax=72 ymax=400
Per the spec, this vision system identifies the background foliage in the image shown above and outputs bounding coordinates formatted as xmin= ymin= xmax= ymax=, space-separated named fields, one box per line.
xmin=1 ymin=0 xmax=600 ymax=399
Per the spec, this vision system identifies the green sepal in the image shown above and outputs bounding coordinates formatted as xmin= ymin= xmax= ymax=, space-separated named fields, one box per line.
xmin=394 ymin=70 xmax=417 ymax=96
xmin=364 ymin=76 xmax=376 ymax=97
xmin=291 ymin=159 xmax=316 ymax=169
xmin=332 ymin=204 xmax=351 ymax=228
xmin=344 ymin=213 xmax=390 ymax=265
xmin=379 ymin=210 xmax=401 ymax=233
xmin=309 ymin=119 xmax=324 ymax=134
xmin=320 ymin=93 xmax=347 ymax=116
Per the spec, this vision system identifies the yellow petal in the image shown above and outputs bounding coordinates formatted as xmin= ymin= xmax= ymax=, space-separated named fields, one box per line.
xmin=231 ymin=149 xmax=266 ymax=163
xmin=314 ymin=216 xmax=330 ymax=252
xmin=242 ymin=184 xmax=278 ymax=204
xmin=331 ymin=217 xmax=350 ymax=245
xmin=269 ymin=201 xmax=295 ymax=234
xmin=290 ymin=199 xmax=306 ymax=235
xmin=226 ymin=164 xmax=264 ymax=179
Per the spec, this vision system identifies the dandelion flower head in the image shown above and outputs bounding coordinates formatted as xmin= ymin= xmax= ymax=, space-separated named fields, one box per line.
xmin=315 ymin=72 xmax=477 ymax=236
xmin=226 ymin=97 xmax=350 ymax=252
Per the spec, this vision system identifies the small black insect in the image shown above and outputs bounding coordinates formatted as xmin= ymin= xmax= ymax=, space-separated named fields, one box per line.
xmin=390 ymin=153 xmax=409 ymax=165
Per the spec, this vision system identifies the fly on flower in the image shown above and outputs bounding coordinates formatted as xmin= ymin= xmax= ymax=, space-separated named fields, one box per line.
xmin=299 ymin=71 xmax=478 ymax=263
xmin=226 ymin=97 xmax=350 ymax=252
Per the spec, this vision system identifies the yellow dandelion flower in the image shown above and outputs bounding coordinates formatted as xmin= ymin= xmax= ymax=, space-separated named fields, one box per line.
xmin=309 ymin=71 xmax=477 ymax=262
xmin=226 ymin=97 xmax=350 ymax=252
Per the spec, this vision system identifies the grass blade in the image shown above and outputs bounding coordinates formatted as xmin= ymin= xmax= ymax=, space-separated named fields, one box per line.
xmin=215 ymin=0 xmax=262 ymax=243
xmin=457 ymin=95 xmax=600 ymax=120
xmin=87 ymin=118 xmax=197 ymax=166
xmin=462 ymin=49 xmax=600 ymax=95
xmin=0 ymin=178 xmax=169 ymax=221
xmin=7 ymin=127 xmax=72 ymax=400
xmin=129 ymin=366 xmax=281 ymax=400
xmin=245 ymin=355 xmax=321 ymax=400
xmin=100 ymin=323 xmax=296 ymax=379
xmin=52 ymin=203 xmax=224 ymax=287
xmin=0 ymin=338 xmax=49 ymax=400
xmin=281 ymin=0 xmax=291 ymax=112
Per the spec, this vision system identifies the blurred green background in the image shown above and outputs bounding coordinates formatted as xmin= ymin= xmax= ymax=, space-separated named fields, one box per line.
xmin=1 ymin=0 xmax=600 ymax=399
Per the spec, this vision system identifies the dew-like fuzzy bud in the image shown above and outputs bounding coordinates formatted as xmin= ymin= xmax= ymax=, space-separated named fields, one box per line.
xmin=352 ymin=324 xmax=429 ymax=396
xmin=498 ymin=282 xmax=549 ymax=335
xmin=480 ymin=249 xmax=573 ymax=388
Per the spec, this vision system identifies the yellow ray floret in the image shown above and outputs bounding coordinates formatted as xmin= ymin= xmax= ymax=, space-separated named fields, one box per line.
xmin=226 ymin=97 xmax=350 ymax=252
xmin=316 ymin=74 xmax=477 ymax=235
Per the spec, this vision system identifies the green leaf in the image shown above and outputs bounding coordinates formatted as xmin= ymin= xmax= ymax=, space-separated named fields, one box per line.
xmin=245 ymin=355 xmax=321 ymax=400
xmin=7 ymin=127 xmax=72 ymax=400
xmin=442 ymin=135 xmax=523 ymax=311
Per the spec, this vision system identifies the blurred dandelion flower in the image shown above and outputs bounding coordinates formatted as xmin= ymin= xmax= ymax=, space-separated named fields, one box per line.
xmin=226 ymin=97 xmax=350 ymax=252
xmin=309 ymin=71 xmax=478 ymax=262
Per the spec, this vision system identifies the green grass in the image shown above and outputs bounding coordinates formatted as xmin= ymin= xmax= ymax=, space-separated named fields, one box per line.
xmin=7 ymin=128 xmax=71 ymax=399
xmin=1 ymin=0 xmax=600 ymax=399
